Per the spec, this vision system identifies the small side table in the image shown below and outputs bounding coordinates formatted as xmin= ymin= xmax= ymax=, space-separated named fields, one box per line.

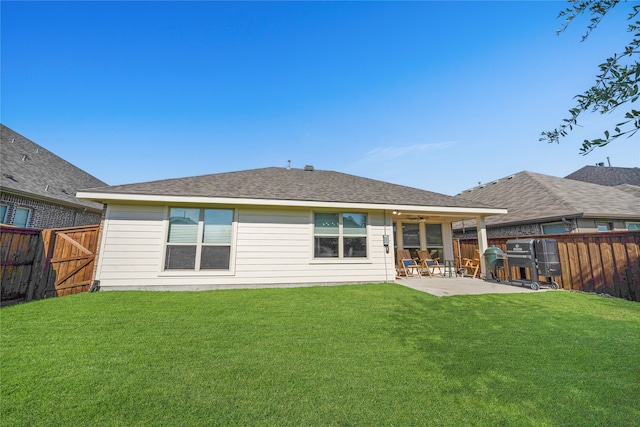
xmin=443 ymin=260 xmax=457 ymax=277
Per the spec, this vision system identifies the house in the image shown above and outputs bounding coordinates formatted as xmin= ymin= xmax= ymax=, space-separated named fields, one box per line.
xmin=1 ymin=125 xmax=107 ymax=229
xmin=77 ymin=166 xmax=506 ymax=291
xmin=565 ymin=165 xmax=640 ymax=199
xmin=452 ymin=171 xmax=640 ymax=238
xmin=565 ymin=165 xmax=640 ymax=187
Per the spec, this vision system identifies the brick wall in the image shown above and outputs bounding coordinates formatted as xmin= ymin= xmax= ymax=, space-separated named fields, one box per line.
xmin=0 ymin=193 xmax=102 ymax=229
xmin=454 ymin=218 xmax=633 ymax=239
xmin=454 ymin=223 xmax=543 ymax=239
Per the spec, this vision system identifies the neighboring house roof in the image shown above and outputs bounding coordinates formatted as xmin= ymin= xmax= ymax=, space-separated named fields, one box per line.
xmin=79 ymin=167 xmax=503 ymax=216
xmin=565 ymin=165 xmax=640 ymax=186
xmin=1 ymin=124 xmax=107 ymax=211
xmin=453 ymin=171 xmax=640 ymax=229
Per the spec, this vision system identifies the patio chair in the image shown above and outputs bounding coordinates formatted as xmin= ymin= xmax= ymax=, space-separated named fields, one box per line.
xmin=417 ymin=250 xmax=444 ymax=277
xmin=461 ymin=249 xmax=481 ymax=278
xmin=396 ymin=249 xmax=421 ymax=277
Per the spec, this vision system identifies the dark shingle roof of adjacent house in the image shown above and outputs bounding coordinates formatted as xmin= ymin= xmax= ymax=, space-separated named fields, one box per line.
xmin=565 ymin=165 xmax=640 ymax=186
xmin=1 ymin=124 xmax=107 ymax=211
xmin=453 ymin=171 xmax=640 ymax=228
xmin=82 ymin=166 xmax=496 ymax=210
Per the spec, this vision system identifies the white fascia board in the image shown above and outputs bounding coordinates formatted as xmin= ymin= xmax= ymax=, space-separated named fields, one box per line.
xmin=4 ymin=188 xmax=104 ymax=213
xmin=583 ymin=212 xmax=640 ymax=220
xmin=76 ymin=191 xmax=507 ymax=216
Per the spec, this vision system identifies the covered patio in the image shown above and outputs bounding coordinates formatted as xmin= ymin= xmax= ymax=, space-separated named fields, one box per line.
xmin=389 ymin=206 xmax=506 ymax=279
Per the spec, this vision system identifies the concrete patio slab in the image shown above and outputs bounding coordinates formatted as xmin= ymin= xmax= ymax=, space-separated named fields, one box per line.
xmin=396 ymin=276 xmax=552 ymax=297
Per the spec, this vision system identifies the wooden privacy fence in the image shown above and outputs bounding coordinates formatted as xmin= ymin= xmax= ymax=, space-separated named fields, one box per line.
xmin=1 ymin=225 xmax=100 ymax=306
xmin=0 ymin=227 xmax=48 ymax=305
xmin=455 ymin=231 xmax=640 ymax=302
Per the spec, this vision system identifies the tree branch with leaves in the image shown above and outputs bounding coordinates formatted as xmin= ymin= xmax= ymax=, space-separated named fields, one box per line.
xmin=541 ymin=0 xmax=639 ymax=154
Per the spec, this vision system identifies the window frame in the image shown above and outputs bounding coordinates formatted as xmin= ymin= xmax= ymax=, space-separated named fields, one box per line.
xmin=626 ymin=221 xmax=640 ymax=231
xmin=12 ymin=207 xmax=32 ymax=228
xmin=542 ymin=222 xmax=569 ymax=235
xmin=312 ymin=211 xmax=369 ymax=261
xmin=596 ymin=221 xmax=613 ymax=232
xmin=397 ymin=221 xmax=444 ymax=260
xmin=161 ymin=206 xmax=236 ymax=275
xmin=401 ymin=223 xmax=421 ymax=257
xmin=0 ymin=205 xmax=8 ymax=224
xmin=424 ymin=223 xmax=444 ymax=262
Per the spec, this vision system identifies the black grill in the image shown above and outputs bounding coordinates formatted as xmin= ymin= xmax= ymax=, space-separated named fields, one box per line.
xmin=506 ymin=238 xmax=561 ymax=291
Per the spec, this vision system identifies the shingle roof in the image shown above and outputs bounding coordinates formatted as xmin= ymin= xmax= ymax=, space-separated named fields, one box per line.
xmin=1 ymin=124 xmax=107 ymax=211
xmin=615 ymin=184 xmax=640 ymax=198
xmin=82 ymin=167 xmax=495 ymax=209
xmin=453 ymin=171 xmax=640 ymax=228
xmin=565 ymin=165 xmax=640 ymax=186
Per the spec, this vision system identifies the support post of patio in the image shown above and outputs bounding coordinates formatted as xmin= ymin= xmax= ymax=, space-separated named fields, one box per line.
xmin=476 ymin=215 xmax=488 ymax=279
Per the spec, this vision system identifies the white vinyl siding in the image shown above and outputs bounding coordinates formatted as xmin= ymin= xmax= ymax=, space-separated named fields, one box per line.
xmin=94 ymin=204 xmax=396 ymax=290
xmin=95 ymin=205 xmax=166 ymax=281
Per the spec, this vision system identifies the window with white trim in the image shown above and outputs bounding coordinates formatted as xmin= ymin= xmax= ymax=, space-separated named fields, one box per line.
xmin=0 ymin=205 xmax=8 ymax=224
xmin=314 ymin=212 xmax=367 ymax=258
xmin=627 ymin=222 xmax=640 ymax=231
xmin=426 ymin=223 xmax=444 ymax=261
xmin=542 ymin=222 xmax=568 ymax=235
xmin=13 ymin=207 xmax=31 ymax=228
xmin=597 ymin=222 xmax=613 ymax=232
xmin=401 ymin=223 xmax=420 ymax=257
xmin=165 ymin=207 xmax=234 ymax=270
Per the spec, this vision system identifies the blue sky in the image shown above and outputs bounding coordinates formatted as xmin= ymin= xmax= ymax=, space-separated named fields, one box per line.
xmin=2 ymin=1 xmax=638 ymax=195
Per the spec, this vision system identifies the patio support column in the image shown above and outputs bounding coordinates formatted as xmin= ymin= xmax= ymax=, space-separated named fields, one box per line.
xmin=476 ymin=215 xmax=488 ymax=279
xmin=442 ymin=221 xmax=454 ymax=261
xmin=395 ymin=220 xmax=403 ymax=250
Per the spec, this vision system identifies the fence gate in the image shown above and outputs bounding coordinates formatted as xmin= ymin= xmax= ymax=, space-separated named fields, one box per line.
xmin=43 ymin=225 xmax=100 ymax=297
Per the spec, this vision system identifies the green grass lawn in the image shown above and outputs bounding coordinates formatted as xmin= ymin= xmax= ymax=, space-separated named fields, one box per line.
xmin=2 ymin=284 xmax=639 ymax=426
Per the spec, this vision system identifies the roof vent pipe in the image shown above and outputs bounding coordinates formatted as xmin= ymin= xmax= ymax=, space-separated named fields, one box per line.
xmin=304 ymin=165 xmax=314 ymax=171
xmin=286 ymin=160 xmax=291 ymax=170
